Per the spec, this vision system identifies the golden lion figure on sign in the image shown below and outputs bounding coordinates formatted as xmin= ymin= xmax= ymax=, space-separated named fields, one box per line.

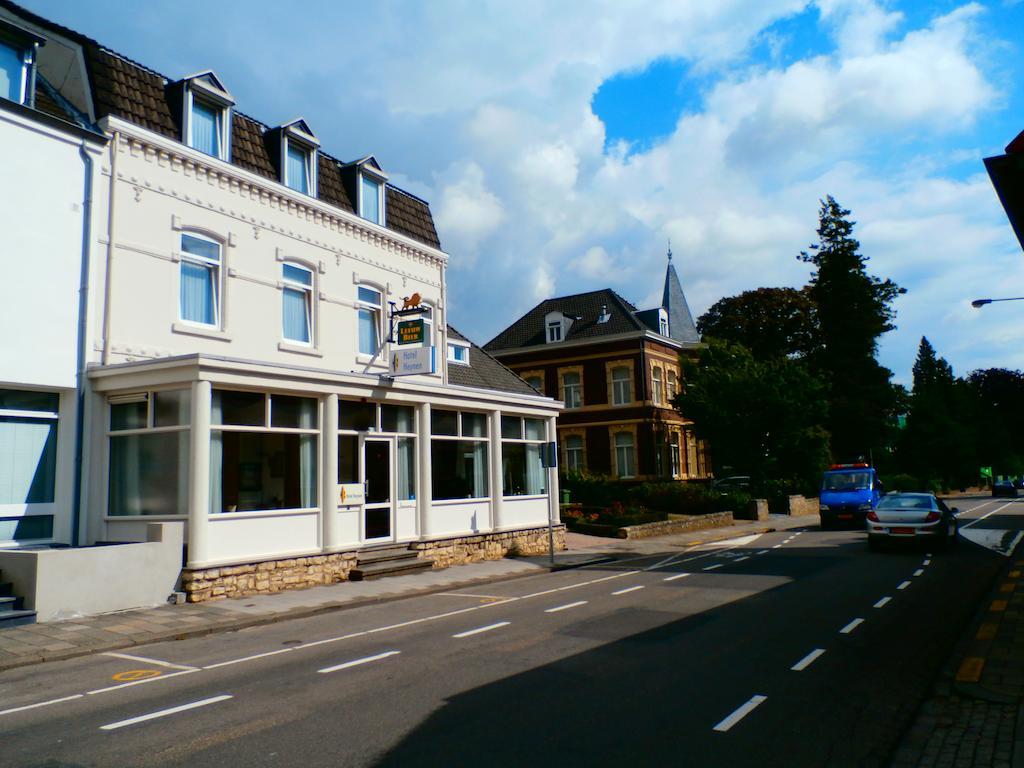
xmin=401 ymin=293 xmax=422 ymax=310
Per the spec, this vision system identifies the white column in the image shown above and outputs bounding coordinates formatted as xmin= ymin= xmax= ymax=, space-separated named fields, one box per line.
xmin=547 ymin=416 xmax=561 ymax=525
xmin=417 ymin=402 xmax=432 ymax=539
xmin=187 ymin=379 xmax=212 ymax=567
xmin=489 ymin=410 xmax=503 ymax=530
xmin=322 ymin=393 xmax=339 ymax=551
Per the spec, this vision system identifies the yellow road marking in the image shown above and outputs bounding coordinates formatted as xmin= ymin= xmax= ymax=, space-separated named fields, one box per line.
xmin=112 ymin=669 xmax=161 ymax=682
xmin=1000 ymin=583 xmax=1016 ymax=593
xmin=991 ymin=600 xmax=1009 ymax=612
xmin=976 ymin=623 xmax=999 ymax=641
xmin=956 ymin=657 xmax=985 ymax=683
xmin=1010 ymin=571 xmax=1021 ymax=578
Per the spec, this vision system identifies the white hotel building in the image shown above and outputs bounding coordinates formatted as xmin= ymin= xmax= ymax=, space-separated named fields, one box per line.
xmin=0 ymin=2 xmax=562 ymax=600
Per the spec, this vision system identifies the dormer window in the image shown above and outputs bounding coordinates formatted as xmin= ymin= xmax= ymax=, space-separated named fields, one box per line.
xmin=659 ymin=309 xmax=669 ymax=336
xmin=0 ymin=21 xmax=43 ymax=106
xmin=547 ymin=320 xmax=562 ymax=343
xmin=544 ymin=310 xmax=572 ymax=344
xmin=180 ymin=71 xmax=234 ymax=160
xmin=360 ymin=174 xmax=383 ymax=224
xmin=447 ymin=341 xmax=470 ymax=365
xmin=279 ymin=119 xmax=319 ymax=196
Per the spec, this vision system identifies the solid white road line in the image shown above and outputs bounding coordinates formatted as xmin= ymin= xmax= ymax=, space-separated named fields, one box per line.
xmin=203 ymin=648 xmax=294 ymax=671
xmin=898 ymin=581 xmax=911 ymax=590
xmin=874 ymin=597 xmax=892 ymax=608
xmin=611 ymin=585 xmax=645 ymax=595
xmin=840 ymin=618 xmax=864 ymax=634
xmin=0 ymin=694 xmax=83 ymax=717
xmin=772 ymin=544 xmax=782 ymax=549
xmin=100 ymin=695 xmax=232 ymax=731
xmin=452 ymin=622 xmax=510 ymax=638
xmin=102 ymin=652 xmax=198 ymax=671
xmin=703 ymin=563 xmax=724 ymax=571
xmin=962 ymin=502 xmax=1015 ymax=529
xmin=545 ymin=601 xmax=588 ymax=613
xmin=318 ymin=651 xmax=401 ymax=674
xmin=794 ymin=531 xmax=804 ymax=536
xmin=791 ymin=649 xmax=826 ymax=671
xmin=713 ymin=695 xmax=768 ymax=732
xmin=86 ymin=668 xmax=199 ymax=695
xmin=914 ymin=569 xmax=924 ymax=577
xmin=663 ymin=573 xmax=691 ymax=582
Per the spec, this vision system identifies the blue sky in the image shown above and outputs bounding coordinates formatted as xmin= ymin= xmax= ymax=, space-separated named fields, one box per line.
xmin=19 ymin=0 xmax=1024 ymax=383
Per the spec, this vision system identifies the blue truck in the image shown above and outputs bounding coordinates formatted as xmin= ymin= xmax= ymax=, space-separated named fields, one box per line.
xmin=819 ymin=463 xmax=883 ymax=529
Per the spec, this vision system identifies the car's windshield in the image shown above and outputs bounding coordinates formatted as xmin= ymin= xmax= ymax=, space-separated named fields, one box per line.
xmin=822 ymin=471 xmax=872 ymax=491
xmin=877 ymin=495 xmax=934 ymax=510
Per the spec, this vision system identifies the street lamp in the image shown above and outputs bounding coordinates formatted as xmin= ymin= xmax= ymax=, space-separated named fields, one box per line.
xmin=972 ymin=297 xmax=1024 ymax=308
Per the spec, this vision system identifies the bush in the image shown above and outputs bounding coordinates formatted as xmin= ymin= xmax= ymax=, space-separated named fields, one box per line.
xmin=560 ymin=470 xmax=624 ymax=508
xmin=885 ymin=473 xmax=926 ymax=493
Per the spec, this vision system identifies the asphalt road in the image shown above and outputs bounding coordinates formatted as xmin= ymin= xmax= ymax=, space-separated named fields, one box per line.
xmin=1 ymin=496 xmax=1020 ymax=768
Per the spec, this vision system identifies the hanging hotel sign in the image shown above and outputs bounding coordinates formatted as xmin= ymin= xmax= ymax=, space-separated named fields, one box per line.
xmin=397 ymin=319 xmax=425 ymax=345
xmin=390 ymin=346 xmax=436 ymax=377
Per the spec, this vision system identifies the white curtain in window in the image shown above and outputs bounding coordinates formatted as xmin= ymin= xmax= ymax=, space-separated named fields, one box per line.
xmin=286 ymin=144 xmax=309 ymax=194
xmin=397 ymin=437 xmax=415 ymax=500
xmin=472 ymin=441 xmax=488 ymax=498
xmin=526 ymin=443 xmax=544 ymax=494
xmin=0 ymin=417 xmax=56 ymax=504
xmin=359 ymin=308 xmax=379 ymax=354
xmin=0 ymin=42 xmax=23 ymax=103
xmin=209 ymin=393 xmax=223 ymax=514
xmin=191 ymin=100 xmax=220 ymax=156
xmin=180 ymin=261 xmax=216 ymax=325
xmin=282 ymin=287 xmax=310 ymax=342
xmin=298 ymin=398 xmax=317 ymax=509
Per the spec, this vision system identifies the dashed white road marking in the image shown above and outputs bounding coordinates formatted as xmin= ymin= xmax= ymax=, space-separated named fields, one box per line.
xmin=703 ymin=563 xmax=724 ymax=571
xmin=772 ymin=545 xmax=782 ymax=549
xmin=898 ymin=581 xmax=911 ymax=590
xmin=714 ymin=695 xmax=767 ymax=732
xmin=874 ymin=597 xmax=892 ymax=608
xmin=544 ymin=601 xmax=588 ymax=613
xmin=0 ymin=694 xmax=83 ymax=717
xmin=840 ymin=618 xmax=864 ymax=634
xmin=318 ymin=651 xmax=401 ymax=674
xmin=791 ymin=648 xmax=826 ymax=671
xmin=733 ymin=556 xmax=750 ymax=563
xmin=914 ymin=569 xmax=924 ymax=577
xmin=100 ymin=695 xmax=232 ymax=731
xmin=612 ymin=585 xmax=645 ymax=595
xmin=102 ymin=652 xmax=197 ymax=672
xmin=663 ymin=573 xmax=691 ymax=582
xmin=757 ymin=550 xmax=769 ymax=555
xmin=452 ymin=622 xmax=510 ymax=639
xmin=923 ymin=559 xmax=931 ymax=566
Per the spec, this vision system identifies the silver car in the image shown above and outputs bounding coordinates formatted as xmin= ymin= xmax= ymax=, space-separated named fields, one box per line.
xmin=866 ymin=493 xmax=959 ymax=551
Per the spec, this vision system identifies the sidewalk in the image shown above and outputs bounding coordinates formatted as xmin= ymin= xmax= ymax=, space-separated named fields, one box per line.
xmin=0 ymin=514 xmax=804 ymax=673
xmin=891 ymin=539 xmax=1024 ymax=768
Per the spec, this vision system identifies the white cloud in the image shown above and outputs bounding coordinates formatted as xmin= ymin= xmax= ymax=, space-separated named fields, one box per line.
xmin=432 ymin=162 xmax=505 ymax=259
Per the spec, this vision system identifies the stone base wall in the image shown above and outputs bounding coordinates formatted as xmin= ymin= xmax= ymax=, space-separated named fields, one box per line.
xmin=788 ymin=495 xmax=821 ymax=517
xmin=627 ymin=511 xmax=734 ymax=538
xmin=734 ymin=499 xmax=770 ymax=521
xmin=409 ymin=526 xmax=567 ymax=569
xmin=182 ymin=552 xmax=358 ymax=603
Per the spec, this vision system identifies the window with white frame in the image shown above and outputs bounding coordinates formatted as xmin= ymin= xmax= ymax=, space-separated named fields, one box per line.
xmin=547 ymin=320 xmax=562 ymax=343
xmin=659 ymin=312 xmax=669 ymax=336
xmin=501 ymin=416 xmax=546 ymax=496
xmin=0 ymin=389 xmax=58 ymax=512
xmin=357 ymin=285 xmax=382 ymax=356
xmin=611 ymin=366 xmax=632 ymax=405
xmin=189 ymin=97 xmax=227 ymax=159
xmin=564 ymin=434 xmax=584 ymax=471
xmin=667 ymin=369 xmax=678 ymax=401
xmin=614 ymin=431 xmax=635 ymax=478
xmin=420 ymin=304 xmax=433 ymax=347
xmin=179 ymin=233 xmax=221 ymax=327
xmin=282 ymin=263 xmax=313 ymax=344
xmin=447 ymin=341 xmax=469 ymax=365
xmin=210 ymin=390 xmax=318 ymax=513
xmin=0 ymin=38 xmax=30 ymax=105
xmin=360 ymin=173 xmax=384 ymax=225
xmin=108 ymin=390 xmax=190 ymax=517
xmin=431 ymin=410 xmax=488 ymax=500
xmin=669 ymin=432 xmax=682 ymax=477
xmin=562 ymin=371 xmax=582 ymax=408
xmin=652 ymin=366 xmax=664 ymax=405
xmin=338 ymin=401 xmax=416 ymax=502
xmin=285 ymin=141 xmax=312 ymax=194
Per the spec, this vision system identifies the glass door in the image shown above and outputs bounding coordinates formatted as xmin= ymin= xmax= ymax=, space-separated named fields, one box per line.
xmin=361 ymin=437 xmax=393 ymax=542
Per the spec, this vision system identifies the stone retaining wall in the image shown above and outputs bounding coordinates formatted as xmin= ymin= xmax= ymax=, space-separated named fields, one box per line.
xmin=788 ymin=495 xmax=821 ymax=517
xmin=734 ymin=499 xmax=770 ymax=521
xmin=182 ymin=552 xmax=358 ymax=603
xmin=409 ymin=526 xmax=566 ymax=569
xmin=627 ymin=511 xmax=734 ymax=538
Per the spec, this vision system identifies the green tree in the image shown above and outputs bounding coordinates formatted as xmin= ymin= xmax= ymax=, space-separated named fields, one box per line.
xmin=966 ymin=368 xmax=1024 ymax=477
xmin=697 ymin=287 xmax=819 ymax=360
xmin=799 ymin=196 xmax=905 ymax=460
xmin=675 ymin=340 xmax=830 ymax=494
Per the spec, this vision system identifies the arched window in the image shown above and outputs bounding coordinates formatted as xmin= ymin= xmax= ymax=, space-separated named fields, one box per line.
xmin=562 ymin=371 xmax=581 ymax=408
xmin=614 ymin=431 xmax=635 ymax=478
xmin=652 ymin=367 xmax=664 ymax=405
xmin=611 ymin=366 xmax=632 ymax=405
xmin=565 ymin=435 xmax=584 ymax=470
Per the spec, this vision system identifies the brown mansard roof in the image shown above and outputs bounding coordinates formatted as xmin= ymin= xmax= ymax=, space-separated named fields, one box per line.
xmin=1 ymin=1 xmax=440 ymax=249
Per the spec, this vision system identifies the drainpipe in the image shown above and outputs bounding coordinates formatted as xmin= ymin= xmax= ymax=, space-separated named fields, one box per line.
xmin=440 ymin=261 xmax=448 ymax=387
xmin=101 ymin=131 xmax=119 ymax=365
xmin=71 ymin=140 xmax=95 ymax=547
